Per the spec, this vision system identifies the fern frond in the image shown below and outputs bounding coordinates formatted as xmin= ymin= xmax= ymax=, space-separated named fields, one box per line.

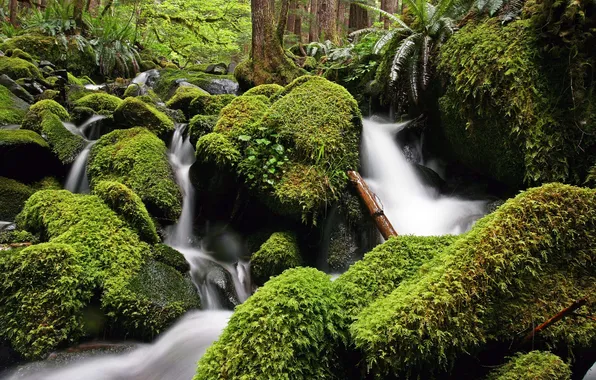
xmin=408 ymin=46 xmax=421 ymax=104
xmin=374 ymin=29 xmax=402 ymax=54
xmin=389 ymin=33 xmax=421 ymax=82
xmin=348 ymin=27 xmax=384 ymax=40
xmin=353 ymin=1 xmax=412 ymax=30
xmin=421 ymin=35 xmax=432 ymax=90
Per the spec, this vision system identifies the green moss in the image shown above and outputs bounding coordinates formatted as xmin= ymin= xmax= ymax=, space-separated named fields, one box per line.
xmin=39 ymin=89 xmax=60 ymax=101
xmin=250 ymin=231 xmax=301 ymax=286
xmin=113 ymin=97 xmax=175 ymax=138
xmin=0 ymin=229 xmax=38 ymax=244
xmin=74 ymin=93 xmax=124 ymax=113
xmin=101 ymin=259 xmax=200 ymax=340
xmin=9 ymin=48 xmax=33 ymax=62
xmin=0 ymin=56 xmax=41 ymax=80
xmin=303 ymin=56 xmax=317 ymax=71
xmin=93 ymin=181 xmax=159 ymax=244
xmin=140 ymin=60 xmax=158 ymax=71
xmin=88 ymin=128 xmax=182 ymax=221
xmin=243 ymin=84 xmax=284 ymax=98
xmin=188 ymin=94 xmax=236 ymax=116
xmin=213 ymin=95 xmax=270 ymax=139
xmin=165 ymin=86 xmax=208 ymax=117
xmin=195 ymin=132 xmax=240 ymax=167
xmin=37 ymin=112 xmax=86 ymax=164
xmin=67 ymin=72 xmax=84 ymax=86
xmin=487 ymin=351 xmax=572 ymax=380
xmin=0 ymin=129 xmax=48 ymax=148
xmin=153 ymin=68 xmax=236 ymax=100
xmin=0 ymin=84 xmax=28 ymax=125
xmin=0 ymin=177 xmax=34 ymax=221
xmin=152 ymin=244 xmax=190 ymax=273
xmin=233 ymin=57 xmax=305 ymax=91
xmin=0 ymin=242 xmax=93 ymax=359
xmin=350 ymin=184 xmax=596 ymax=377
xmin=195 ymin=267 xmax=348 ymax=379
xmin=21 ymin=99 xmax=70 ymax=131
xmin=188 ymin=114 xmax=218 ymax=147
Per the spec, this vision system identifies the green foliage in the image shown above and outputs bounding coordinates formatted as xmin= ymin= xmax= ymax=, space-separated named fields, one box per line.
xmin=250 ymin=232 xmax=301 ymax=286
xmin=74 ymin=93 xmax=124 ymax=113
xmin=113 ymin=97 xmax=175 ymax=138
xmin=0 ymin=177 xmax=34 ymax=221
xmin=0 ymin=56 xmax=42 ymax=80
xmin=195 ymin=132 xmax=240 ymax=167
xmin=0 ymin=84 xmax=28 ymax=126
xmin=93 ymin=181 xmax=159 ymax=244
xmin=0 ymin=129 xmax=48 ymax=148
xmin=188 ymin=114 xmax=218 ymax=147
xmin=188 ymin=94 xmax=236 ymax=116
xmin=165 ymin=86 xmax=208 ymax=117
xmin=334 ymin=235 xmax=457 ymax=319
xmin=195 ymin=268 xmax=348 ymax=379
xmin=152 ymin=244 xmax=190 ymax=273
xmin=0 ymin=229 xmax=38 ymax=244
xmin=0 ymin=243 xmax=93 ymax=359
xmin=487 ymin=351 xmax=572 ymax=380
xmin=88 ymin=128 xmax=182 ymax=221
xmin=243 ymin=84 xmax=284 ymax=98
xmin=351 ymin=184 xmax=596 ymax=377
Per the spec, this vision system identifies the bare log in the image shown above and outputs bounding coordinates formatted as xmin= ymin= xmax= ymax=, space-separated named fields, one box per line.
xmin=521 ymin=297 xmax=589 ymax=345
xmin=347 ymin=170 xmax=397 ymax=239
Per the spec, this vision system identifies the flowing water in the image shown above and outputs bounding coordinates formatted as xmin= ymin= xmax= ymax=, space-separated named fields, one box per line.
xmin=361 ymin=118 xmax=488 ymax=235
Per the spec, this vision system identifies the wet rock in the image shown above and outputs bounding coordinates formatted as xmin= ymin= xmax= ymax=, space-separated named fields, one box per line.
xmin=227 ymin=62 xmax=237 ymax=74
xmin=38 ymin=60 xmax=55 ymax=70
xmin=200 ymin=260 xmax=241 ymax=309
xmin=413 ymin=164 xmax=446 ymax=192
xmin=201 ymin=78 xmax=239 ymax=95
xmin=205 ymin=63 xmax=228 ymax=75
xmin=17 ymin=78 xmax=45 ymax=96
xmin=0 ymin=74 xmax=33 ymax=103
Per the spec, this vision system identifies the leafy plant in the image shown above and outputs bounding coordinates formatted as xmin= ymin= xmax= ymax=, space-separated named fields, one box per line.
xmin=236 ymin=129 xmax=290 ymax=189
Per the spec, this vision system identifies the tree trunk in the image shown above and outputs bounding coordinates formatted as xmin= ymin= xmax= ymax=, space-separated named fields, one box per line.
xmin=381 ymin=0 xmax=397 ymax=28
xmin=336 ymin=0 xmax=347 ymax=36
xmin=287 ymin=0 xmax=297 ymax=34
xmin=348 ymin=171 xmax=398 ymax=240
xmin=9 ymin=0 xmax=17 ymax=26
xmin=73 ymin=0 xmax=85 ymax=30
xmin=318 ymin=0 xmax=338 ymax=43
xmin=308 ymin=0 xmax=319 ymax=42
xmin=348 ymin=3 xmax=369 ymax=31
xmin=276 ymin=0 xmax=291 ymax=41
xmin=294 ymin=3 xmax=304 ymax=42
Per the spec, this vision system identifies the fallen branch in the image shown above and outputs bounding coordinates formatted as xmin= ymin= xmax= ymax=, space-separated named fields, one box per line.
xmin=347 ymin=170 xmax=397 ymax=240
xmin=521 ymin=297 xmax=589 ymax=346
xmin=0 ymin=242 xmax=32 ymax=249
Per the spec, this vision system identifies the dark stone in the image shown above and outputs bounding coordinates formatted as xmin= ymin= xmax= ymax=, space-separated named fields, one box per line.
xmin=227 ymin=62 xmax=237 ymax=74
xmin=413 ymin=164 xmax=446 ymax=192
xmin=201 ymin=78 xmax=239 ymax=95
xmin=18 ymin=78 xmax=45 ymax=96
xmin=199 ymin=260 xmax=241 ymax=309
xmin=38 ymin=60 xmax=56 ymax=69
xmin=0 ymin=134 xmax=63 ymax=182
xmin=0 ymin=74 xmax=34 ymax=103
xmin=205 ymin=63 xmax=228 ymax=75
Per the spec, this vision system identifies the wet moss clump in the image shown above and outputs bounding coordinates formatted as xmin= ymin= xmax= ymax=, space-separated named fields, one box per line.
xmin=74 ymin=93 xmax=124 ymax=113
xmin=21 ymin=99 xmax=70 ymax=129
xmin=0 ymin=56 xmax=42 ymax=80
xmin=243 ymin=84 xmax=283 ymax=98
xmin=195 ymin=268 xmax=348 ymax=379
xmin=0 ymin=177 xmax=34 ymax=221
xmin=88 ymin=128 xmax=182 ymax=221
xmin=213 ymin=95 xmax=270 ymax=139
xmin=152 ymin=244 xmax=190 ymax=273
xmin=487 ymin=351 xmax=572 ymax=380
xmin=0 ymin=84 xmax=28 ymax=126
xmin=165 ymin=86 xmax=208 ymax=117
xmin=113 ymin=97 xmax=175 ymax=139
xmin=188 ymin=94 xmax=236 ymax=117
xmin=188 ymin=114 xmax=218 ymax=147
xmin=0 ymin=243 xmax=92 ymax=359
xmin=250 ymin=231 xmax=301 ymax=286
xmin=153 ymin=68 xmax=236 ymax=100
xmin=350 ymin=183 xmax=596 ymax=377
xmin=195 ymin=132 xmax=240 ymax=168
xmin=93 ymin=181 xmax=159 ymax=244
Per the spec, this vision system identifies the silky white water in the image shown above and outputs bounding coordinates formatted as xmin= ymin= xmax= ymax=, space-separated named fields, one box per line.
xmin=361 ymin=118 xmax=487 ymax=235
xmin=4 ymin=311 xmax=232 ymax=380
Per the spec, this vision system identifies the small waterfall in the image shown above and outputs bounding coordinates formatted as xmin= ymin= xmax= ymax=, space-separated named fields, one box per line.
xmin=165 ymin=123 xmax=251 ymax=309
xmin=361 ymin=118 xmax=487 ymax=235
xmin=4 ymin=311 xmax=232 ymax=380
xmin=64 ymin=141 xmax=96 ymax=194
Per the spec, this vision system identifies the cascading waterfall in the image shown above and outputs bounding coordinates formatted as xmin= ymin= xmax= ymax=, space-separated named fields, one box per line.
xmin=361 ymin=118 xmax=488 ymax=235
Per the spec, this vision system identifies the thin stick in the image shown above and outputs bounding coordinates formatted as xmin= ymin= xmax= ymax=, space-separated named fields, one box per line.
xmin=521 ymin=297 xmax=589 ymax=345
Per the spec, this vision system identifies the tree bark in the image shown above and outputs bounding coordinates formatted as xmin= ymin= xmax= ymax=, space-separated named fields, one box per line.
xmin=73 ymin=0 xmax=85 ymax=29
xmin=287 ymin=0 xmax=297 ymax=34
xmin=348 ymin=171 xmax=398 ymax=240
xmin=9 ymin=0 xmax=17 ymax=26
xmin=308 ymin=0 xmax=319 ymax=42
xmin=381 ymin=0 xmax=397 ymax=28
xmin=276 ymin=0 xmax=291 ymax=41
xmin=336 ymin=0 xmax=347 ymax=36
xmin=348 ymin=3 xmax=369 ymax=31
xmin=318 ymin=0 xmax=338 ymax=43
xmin=294 ymin=3 xmax=304 ymax=42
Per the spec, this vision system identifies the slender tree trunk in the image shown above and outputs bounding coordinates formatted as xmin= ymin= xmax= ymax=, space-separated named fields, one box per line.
xmin=348 ymin=3 xmax=369 ymax=31
xmin=308 ymin=0 xmax=319 ymax=42
xmin=9 ymin=0 xmax=17 ymax=26
xmin=336 ymin=0 xmax=347 ymax=36
xmin=287 ymin=0 xmax=297 ymax=34
xmin=381 ymin=0 xmax=397 ymax=28
xmin=294 ymin=3 xmax=304 ymax=42
xmin=319 ymin=0 xmax=338 ymax=43
xmin=276 ymin=0 xmax=291 ymax=41
xmin=73 ymin=0 xmax=85 ymax=30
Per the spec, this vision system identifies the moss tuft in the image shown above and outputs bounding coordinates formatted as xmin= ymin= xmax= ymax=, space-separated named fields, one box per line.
xmin=0 ymin=84 xmax=28 ymax=126
xmin=93 ymin=181 xmax=159 ymax=244
xmin=152 ymin=244 xmax=190 ymax=273
xmin=165 ymin=86 xmax=208 ymax=117
xmin=21 ymin=99 xmax=70 ymax=131
xmin=195 ymin=132 xmax=240 ymax=167
xmin=0 ymin=177 xmax=34 ymax=221
xmin=188 ymin=94 xmax=236 ymax=116
xmin=153 ymin=68 xmax=237 ymax=100
xmin=213 ymin=95 xmax=270 ymax=139
xmin=188 ymin=114 xmax=218 ymax=147
xmin=195 ymin=267 xmax=348 ymax=379
xmin=113 ymin=97 xmax=175 ymax=138
xmin=0 ymin=56 xmax=41 ymax=80
xmin=487 ymin=351 xmax=572 ymax=380
xmin=74 ymin=93 xmax=124 ymax=113
xmin=250 ymin=231 xmax=301 ymax=286
xmin=243 ymin=84 xmax=284 ymax=98
xmin=38 ymin=112 xmax=86 ymax=164
xmin=88 ymin=128 xmax=182 ymax=221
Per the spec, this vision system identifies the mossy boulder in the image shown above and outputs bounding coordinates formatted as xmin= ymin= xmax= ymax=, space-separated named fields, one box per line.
xmin=250 ymin=231 xmax=301 ymax=286
xmin=350 ymin=184 xmax=596 ymax=377
xmin=153 ymin=68 xmax=237 ymax=100
xmin=21 ymin=99 xmax=70 ymax=130
xmin=0 ymin=56 xmax=41 ymax=80
xmin=0 ymin=243 xmax=93 ymax=359
xmin=0 ymin=129 xmax=59 ymax=182
xmin=188 ymin=114 xmax=218 ymax=147
xmin=113 ymin=97 xmax=175 ymax=139
xmin=93 ymin=181 xmax=159 ymax=244
xmin=152 ymin=244 xmax=190 ymax=273
xmin=195 ymin=132 xmax=241 ymax=167
xmin=213 ymin=95 xmax=270 ymax=139
xmin=0 ymin=84 xmax=28 ymax=126
xmin=74 ymin=93 xmax=123 ymax=113
xmin=0 ymin=177 xmax=34 ymax=221
xmin=88 ymin=128 xmax=182 ymax=221
xmin=188 ymin=94 xmax=236 ymax=117
xmin=487 ymin=351 xmax=572 ymax=380
xmin=101 ymin=259 xmax=200 ymax=340
xmin=195 ymin=267 xmax=348 ymax=379
xmin=165 ymin=86 xmax=209 ymax=117
xmin=7 ymin=48 xmax=33 ymax=62
xmin=243 ymin=83 xmax=283 ymax=98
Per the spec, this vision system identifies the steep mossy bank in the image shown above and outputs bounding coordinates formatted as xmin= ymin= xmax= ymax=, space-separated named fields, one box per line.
xmin=196 ymin=183 xmax=596 ymax=378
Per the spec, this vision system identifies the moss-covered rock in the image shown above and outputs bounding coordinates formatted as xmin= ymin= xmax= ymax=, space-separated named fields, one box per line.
xmin=37 ymin=112 xmax=86 ymax=164
xmin=487 ymin=351 xmax=572 ymax=380
xmin=101 ymin=259 xmax=200 ymax=340
xmin=195 ymin=132 xmax=241 ymax=168
xmin=153 ymin=68 xmax=237 ymax=100
xmin=0 ymin=177 xmax=34 ymax=221
xmin=0 ymin=229 xmax=38 ymax=245
xmin=165 ymin=86 xmax=209 ymax=117
xmin=250 ymin=231 xmax=301 ymax=286
xmin=152 ymin=244 xmax=190 ymax=273
xmin=195 ymin=267 xmax=348 ymax=379
xmin=213 ymin=95 xmax=270 ymax=139
xmin=0 ymin=243 xmax=93 ymax=359
xmin=350 ymin=183 xmax=596 ymax=377
xmin=88 ymin=128 xmax=182 ymax=221
xmin=74 ymin=93 xmax=123 ymax=113
xmin=0 ymin=56 xmax=41 ymax=80
xmin=188 ymin=94 xmax=235 ymax=117
xmin=113 ymin=97 xmax=175 ymax=138
xmin=7 ymin=48 xmax=33 ymax=62
xmin=188 ymin=114 xmax=218 ymax=147
xmin=93 ymin=181 xmax=159 ymax=244
xmin=243 ymin=83 xmax=283 ymax=98
xmin=0 ymin=84 xmax=28 ymax=126
xmin=0 ymin=129 xmax=59 ymax=181
xmin=21 ymin=99 xmax=70 ymax=130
